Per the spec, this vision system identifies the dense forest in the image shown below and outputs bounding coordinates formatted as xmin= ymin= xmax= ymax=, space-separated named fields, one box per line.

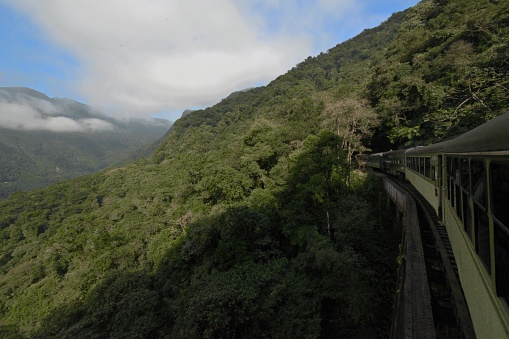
xmin=0 ymin=87 xmax=171 ymax=200
xmin=1 ymin=0 xmax=509 ymax=337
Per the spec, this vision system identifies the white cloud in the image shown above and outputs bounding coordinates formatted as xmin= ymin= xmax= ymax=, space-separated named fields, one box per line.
xmin=3 ymin=0 xmax=418 ymax=120
xmin=80 ymin=118 xmax=116 ymax=131
xmin=5 ymin=0 xmax=310 ymax=119
xmin=0 ymin=102 xmax=115 ymax=132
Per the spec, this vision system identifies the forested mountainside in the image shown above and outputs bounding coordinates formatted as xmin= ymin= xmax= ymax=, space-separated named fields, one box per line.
xmin=369 ymin=0 xmax=509 ymax=145
xmin=0 ymin=87 xmax=171 ymax=199
xmin=1 ymin=0 xmax=508 ymax=337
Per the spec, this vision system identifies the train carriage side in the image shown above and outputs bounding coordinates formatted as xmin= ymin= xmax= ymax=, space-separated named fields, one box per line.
xmin=383 ymin=149 xmax=406 ymax=176
xmin=405 ymin=147 xmax=441 ymax=216
xmin=409 ymin=112 xmax=509 ymax=339
xmin=365 ymin=152 xmax=384 ymax=169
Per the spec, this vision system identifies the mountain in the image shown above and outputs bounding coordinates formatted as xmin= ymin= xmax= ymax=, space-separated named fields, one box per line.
xmin=1 ymin=0 xmax=508 ymax=337
xmin=366 ymin=0 xmax=509 ymax=145
xmin=0 ymin=87 xmax=171 ymax=199
xmin=180 ymin=109 xmax=195 ymax=118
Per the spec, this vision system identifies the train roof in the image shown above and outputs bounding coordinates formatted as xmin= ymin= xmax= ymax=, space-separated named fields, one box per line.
xmin=384 ymin=149 xmax=407 ymax=156
xmin=407 ymin=111 xmax=509 ymax=155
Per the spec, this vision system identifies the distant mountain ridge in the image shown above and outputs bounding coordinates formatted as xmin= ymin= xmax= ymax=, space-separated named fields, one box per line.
xmin=0 ymin=87 xmax=171 ymax=199
xmin=0 ymin=87 xmax=50 ymax=100
xmin=1 ymin=87 xmax=139 ymax=131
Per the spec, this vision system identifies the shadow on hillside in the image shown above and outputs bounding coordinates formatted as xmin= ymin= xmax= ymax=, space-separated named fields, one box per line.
xmin=31 ymin=132 xmax=398 ymax=338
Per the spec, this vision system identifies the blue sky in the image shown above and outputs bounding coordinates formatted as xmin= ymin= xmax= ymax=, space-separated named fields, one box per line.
xmin=0 ymin=0 xmax=420 ymax=122
xmin=0 ymin=6 xmax=79 ymax=98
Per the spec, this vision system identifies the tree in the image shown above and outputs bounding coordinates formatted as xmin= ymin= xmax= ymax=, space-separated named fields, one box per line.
xmin=321 ymin=94 xmax=380 ymax=165
xmin=286 ymin=131 xmax=348 ymax=235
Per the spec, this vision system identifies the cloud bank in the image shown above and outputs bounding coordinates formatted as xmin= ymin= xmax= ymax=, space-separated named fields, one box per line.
xmin=0 ymin=102 xmax=114 ymax=132
xmin=3 ymin=0 xmax=417 ymax=120
xmin=0 ymin=89 xmax=115 ymax=132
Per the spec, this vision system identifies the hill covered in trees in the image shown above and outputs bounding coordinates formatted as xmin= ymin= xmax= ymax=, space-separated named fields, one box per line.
xmin=1 ymin=0 xmax=508 ymax=337
xmin=0 ymin=87 xmax=171 ymax=199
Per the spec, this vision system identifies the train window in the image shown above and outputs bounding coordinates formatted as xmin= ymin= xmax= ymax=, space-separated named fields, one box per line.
xmin=453 ymin=157 xmax=461 ymax=212
xmin=492 ymin=162 xmax=509 ymax=302
xmin=450 ymin=178 xmax=455 ymax=206
xmin=446 ymin=157 xmax=452 ymax=201
xmin=419 ymin=157 xmax=425 ymax=175
xmin=456 ymin=160 xmax=461 ymax=214
xmin=471 ymin=160 xmax=487 ymax=208
xmin=492 ymin=162 xmax=509 ymax=228
xmin=475 ymin=202 xmax=491 ymax=274
xmin=462 ymin=190 xmax=472 ymax=239
xmin=452 ymin=157 xmax=460 ymax=184
xmin=425 ymin=157 xmax=431 ymax=178
xmin=495 ymin=224 xmax=509 ymax=304
xmin=455 ymin=184 xmax=461 ymax=217
xmin=434 ymin=166 xmax=438 ymax=196
xmin=460 ymin=158 xmax=469 ymax=191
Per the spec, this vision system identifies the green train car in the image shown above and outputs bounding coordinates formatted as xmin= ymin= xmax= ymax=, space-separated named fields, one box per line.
xmin=369 ymin=112 xmax=509 ymax=338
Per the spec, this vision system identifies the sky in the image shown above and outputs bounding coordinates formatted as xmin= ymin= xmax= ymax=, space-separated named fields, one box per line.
xmin=0 ymin=0 xmax=420 ymax=123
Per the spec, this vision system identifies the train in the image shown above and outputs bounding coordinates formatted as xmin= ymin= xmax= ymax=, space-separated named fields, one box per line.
xmin=365 ymin=112 xmax=509 ymax=338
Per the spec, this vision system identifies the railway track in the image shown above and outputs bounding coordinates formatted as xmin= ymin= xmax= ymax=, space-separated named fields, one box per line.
xmin=384 ymin=175 xmax=476 ymax=338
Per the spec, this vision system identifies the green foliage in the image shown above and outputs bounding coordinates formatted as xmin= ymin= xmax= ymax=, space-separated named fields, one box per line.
xmin=0 ymin=112 xmax=398 ymax=338
xmin=0 ymin=88 xmax=170 ymax=200
xmin=368 ymin=0 xmax=509 ymax=146
xmin=320 ymin=94 xmax=380 ymax=164
xmin=2 ymin=0 xmax=507 ymax=336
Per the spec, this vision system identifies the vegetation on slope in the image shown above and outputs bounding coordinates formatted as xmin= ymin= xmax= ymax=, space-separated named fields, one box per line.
xmin=1 ymin=0 xmax=509 ymax=337
xmin=0 ymin=87 xmax=171 ymax=199
xmin=0 ymin=16 xmax=402 ymax=337
xmin=0 ymin=123 xmax=398 ymax=337
xmin=368 ymin=0 xmax=509 ymax=145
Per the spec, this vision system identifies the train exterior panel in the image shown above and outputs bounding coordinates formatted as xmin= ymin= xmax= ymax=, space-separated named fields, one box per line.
xmin=404 ymin=153 xmax=440 ymax=216
xmin=383 ymin=149 xmax=406 ymax=176
xmin=441 ymin=167 xmax=509 ymax=339
xmin=365 ymin=152 xmax=384 ymax=169
xmin=367 ymin=112 xmax=509 ymax=338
